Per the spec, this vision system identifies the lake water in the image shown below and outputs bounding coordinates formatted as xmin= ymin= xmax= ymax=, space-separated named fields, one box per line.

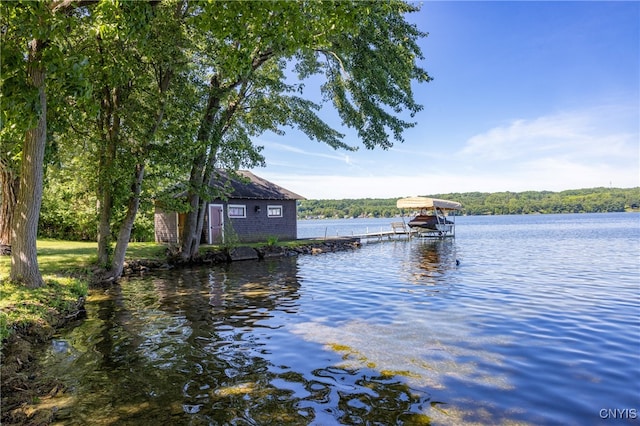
xmin=40 ymin=213 xmax=639 ymax=425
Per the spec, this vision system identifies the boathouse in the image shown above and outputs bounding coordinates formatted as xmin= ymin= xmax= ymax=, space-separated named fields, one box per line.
xmin=154 ymin=170 xmax=305 ymax=244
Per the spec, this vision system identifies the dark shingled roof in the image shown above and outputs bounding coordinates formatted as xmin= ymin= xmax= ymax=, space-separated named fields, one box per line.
xmin=211 ymin=170 xmax=305 ymax=200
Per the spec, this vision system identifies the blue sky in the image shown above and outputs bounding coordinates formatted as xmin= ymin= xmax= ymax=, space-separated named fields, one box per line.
xmin=256 ymin=1 xmax=639 ymax=200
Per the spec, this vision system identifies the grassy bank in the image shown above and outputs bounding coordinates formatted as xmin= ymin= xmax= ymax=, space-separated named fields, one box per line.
xmin=0 ymin=240 xmax=165 ymax=349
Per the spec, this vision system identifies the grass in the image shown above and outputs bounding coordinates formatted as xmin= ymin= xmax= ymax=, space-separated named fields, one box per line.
xmin=0 ymin=240 xmax=165 ymax=350
xmin=127 ymin=241 xmax=167 ymax=259
xmin=0 ymin=277 xmax=87 ymax=341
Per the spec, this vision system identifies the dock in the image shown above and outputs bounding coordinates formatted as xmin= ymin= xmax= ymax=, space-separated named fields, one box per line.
xmin=323 ymin=221 xmax=455 ymax=243
xmin=351 ymin=221 xmax=415 ymax=242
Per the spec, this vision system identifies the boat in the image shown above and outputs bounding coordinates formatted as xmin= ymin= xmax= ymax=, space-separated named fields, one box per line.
xmin=396 ymin=197 xmax=463 ymax=237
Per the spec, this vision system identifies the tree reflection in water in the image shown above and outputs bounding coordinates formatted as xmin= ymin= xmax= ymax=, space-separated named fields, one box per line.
xmin=38 ymin=257 xmax=434 ymax=425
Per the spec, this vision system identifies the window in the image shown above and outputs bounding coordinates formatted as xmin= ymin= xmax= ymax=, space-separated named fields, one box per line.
xmin=267 ymin=205 xmax=283 ymax=218
xmin=228 ymin=204 xmax=246 ymax=218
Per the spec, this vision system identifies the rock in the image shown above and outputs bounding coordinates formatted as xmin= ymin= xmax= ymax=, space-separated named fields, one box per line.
xmin=228 ymin=246 xmax=259 ymax=261
xmin=123 ymin=239 xmax=361 ymax=276
xmin=256 ymin=246 xmax=285 ymax=259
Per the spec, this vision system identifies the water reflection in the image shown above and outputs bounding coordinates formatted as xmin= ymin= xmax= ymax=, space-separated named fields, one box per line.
xmin=41 ymin=258 xmax=434 ymax=425
xmin=401 ymin=240 xmax=459 ymax=293
xmin=415 ymin=239 xmax=457 ymax=273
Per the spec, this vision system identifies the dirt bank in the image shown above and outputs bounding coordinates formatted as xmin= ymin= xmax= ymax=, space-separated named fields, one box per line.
xmin=1 ymin=297 xmax=85 ymax=425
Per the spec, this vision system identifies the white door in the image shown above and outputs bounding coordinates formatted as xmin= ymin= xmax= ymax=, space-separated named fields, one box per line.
xmin=208 ymin=204 xmax=224 ymax=244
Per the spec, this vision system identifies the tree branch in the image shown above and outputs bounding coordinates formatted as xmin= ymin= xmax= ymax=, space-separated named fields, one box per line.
xmin=317 ymin=49 xmax=349 ymax=79
xmin=50 ymin=0 xmax=99 ymax=13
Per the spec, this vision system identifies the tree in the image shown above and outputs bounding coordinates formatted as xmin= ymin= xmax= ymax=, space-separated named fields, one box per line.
xmin=2 ymin=2 xmax=55 ymax=287
xmin=178 ymin=0 xmax=431 ymax=259
xmin=20 ymin=0 xmax=196 ymax=281
xmin=74 ymin=0 xmax=192 ymax=279
xmin=0 ymin=4 xmax=34 ymax=255
xmin=1 ymin=0 xmax=96 ymax=287
xmin=2 ymin=0 xmax=432 ymax=283
xmin=10 ymin=36 xmax=48 ymax=287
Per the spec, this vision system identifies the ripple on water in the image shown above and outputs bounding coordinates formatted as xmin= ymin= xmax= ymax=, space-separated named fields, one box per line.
xmin=37 ymin=213 xmax=640 ymax=425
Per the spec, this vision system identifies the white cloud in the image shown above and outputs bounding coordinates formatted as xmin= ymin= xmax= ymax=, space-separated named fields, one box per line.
xmin=260 ymin=140 xmax=349 ymax=163
xmin=257 ymin=172 xmax=495 ymax=199
xmin=460 ymin=115 xmax=581 ymax=160
xmin=258 ymin=138 xmax=372 ymax=176
xmin=256 ymin=106 xmax=639 ymax=199
xmin=517 ymin=156 xmax=638 ymax=190
xmin=459 ymin=108 xmax=638 ymax=164
xmin=449 ymin=108 xmax=639 ymax=190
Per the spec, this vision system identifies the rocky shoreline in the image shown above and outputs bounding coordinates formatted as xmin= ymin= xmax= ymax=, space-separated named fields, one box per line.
xmin=121 ymin=238 xmax=362 ymax=276
xmin=1 ymin=238 xmax=361 ymax=425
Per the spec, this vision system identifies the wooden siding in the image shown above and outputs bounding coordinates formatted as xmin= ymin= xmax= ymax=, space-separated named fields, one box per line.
xmin=214 ymin=198 xmax=298 ymax=243
xmin=154 ymin=206 xmax=177 ymax=244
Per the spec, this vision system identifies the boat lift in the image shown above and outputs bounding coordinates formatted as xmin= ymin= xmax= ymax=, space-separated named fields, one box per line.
xmin=396 ymin=197 xmax=463 ymax=238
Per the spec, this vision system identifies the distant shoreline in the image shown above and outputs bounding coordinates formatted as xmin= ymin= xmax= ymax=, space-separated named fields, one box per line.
xmin=297 ymin=187 xmax=640 ymax=219
xmin=298 ymin=210 xmax=640 ymax=220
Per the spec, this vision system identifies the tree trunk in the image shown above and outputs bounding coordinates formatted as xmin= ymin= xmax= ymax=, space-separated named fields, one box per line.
xmin=0 ymin=159 xmax=18 ymax=252
xmin=178 ymin=76 xmax=223 ymax=260
xmin=110 ymin=162 xmax=145 ymax=279
xmin=96 ymin=86 xmax=121 ymax=267
xmin=10 ymin=39 xmax=46 ymax=288
xmin=107 ymin=71 xmax=170 ymax=275
xmin=192 ymin=149 xmax=220 ymax=254
xmin=180 ymin=159 xmax=205 ymax=260
xmin=178 ymin=74 xmax=253 ymax=260
xmin=96 ymin=190 xmax=113 ymax=267
xmin=192 ymin=197 xmax=208 ymax=253
xmin=181 ymin=144 xmax=220 ymax=259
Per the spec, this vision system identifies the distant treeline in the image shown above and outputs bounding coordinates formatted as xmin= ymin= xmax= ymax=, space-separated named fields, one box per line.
xmin=298 ymin=187 xmax=640 ymax=218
